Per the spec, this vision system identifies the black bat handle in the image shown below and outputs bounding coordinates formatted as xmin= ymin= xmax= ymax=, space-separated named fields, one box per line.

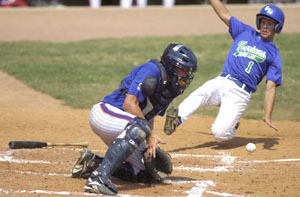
xmin=9 ymin=141 xmax=47 ymax=149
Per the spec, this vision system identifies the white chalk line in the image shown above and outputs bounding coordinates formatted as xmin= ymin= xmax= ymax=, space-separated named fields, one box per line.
xmin=206 ymin=190 xmax=245 ymax=197
xmin=0 ymin=153 xmax=234 ymax=173
xmin=244 ymin=158 xmax=300 ymax=163
xmin=0 ymin=150 xmax=240 ymax=196
xmin=174 ymin=165 xmax=230 ymax=172
xmin=0 ymin=179 xmax=238 ymax=197
xmin=0 ymin=188 xmax=146 ymax=197
xmin=171 ymin=153 xmax=237 ymax=159
xmin=0 ymin=188 xmax=99 ymax=196
xmin=0 ymin=150 xmax=237 ymax=196
xmin=170 ymin=153 xmax=300 ymax=163
xmin=6 ymin=148 xmax=300 ymax=164
xmin=0 ymin=169 xmax=70 ymax=177
xmin=0 ymin=165 xmax=229 ymax=176
xmin=1 ymin=150 xmax=300 ymax=171
xmin=164 ymin=179 xmax=244 ymax=197
xmin=1 ymin=149 xmax=300 ymax=196
xmin=0 ymin=150 xmax=71 ymax=165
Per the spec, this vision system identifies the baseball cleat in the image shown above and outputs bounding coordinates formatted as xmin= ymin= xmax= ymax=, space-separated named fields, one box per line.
xmin=71 ymin=149 xmax=102 ymax=179
xmin=84 ymin=176 xmax=118 ymax=196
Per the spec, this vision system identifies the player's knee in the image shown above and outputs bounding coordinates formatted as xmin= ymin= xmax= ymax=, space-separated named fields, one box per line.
xmin=211 ymin=125 xmax=235 ymax=141
xmin=125 ymin=117 xmax=152 ymax=145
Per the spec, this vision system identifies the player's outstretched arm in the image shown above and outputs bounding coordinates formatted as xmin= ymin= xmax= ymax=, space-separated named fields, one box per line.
xmin=210 ymin=0 xmax=232 ymax=27
xmin=262 ymin=80 xmax=278 ymax=131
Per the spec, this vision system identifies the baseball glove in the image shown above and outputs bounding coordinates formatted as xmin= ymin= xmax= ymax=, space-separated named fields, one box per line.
xmin=144 ymin=148 xmax=173 ymax=182
xmin=164 ymin=105 xmax=179 ymax=135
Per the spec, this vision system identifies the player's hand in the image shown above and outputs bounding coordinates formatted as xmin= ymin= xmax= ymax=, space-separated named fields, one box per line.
xmin=262 ymin=117 xmax=278 ymax=131
xmin=146 ymin=134 xmax=166 ymax=162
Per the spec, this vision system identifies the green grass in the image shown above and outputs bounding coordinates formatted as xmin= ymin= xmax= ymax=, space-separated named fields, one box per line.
xmin=0 ymin=34 xmax=299 ymax=121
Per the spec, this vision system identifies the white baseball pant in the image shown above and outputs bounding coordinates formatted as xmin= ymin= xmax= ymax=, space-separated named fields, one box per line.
xmin=89 ymin=102 xmax=147 ymax=171
xmin=178 ymin=75 xmax=252 ymax=141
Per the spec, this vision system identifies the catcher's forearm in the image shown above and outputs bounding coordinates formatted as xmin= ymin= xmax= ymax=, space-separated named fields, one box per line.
xmin=123 ymin=94 xmax=145 ymax=118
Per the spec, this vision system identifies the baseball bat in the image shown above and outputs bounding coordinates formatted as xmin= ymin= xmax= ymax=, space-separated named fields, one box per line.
xmin=8 ymin=141 xmax=88 ymax=149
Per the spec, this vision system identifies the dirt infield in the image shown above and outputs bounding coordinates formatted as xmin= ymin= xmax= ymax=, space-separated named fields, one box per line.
xmin=0 ymin=4 xmax=300 ymax=42
xmin=1 ymin=5 xmax=300 ymax=196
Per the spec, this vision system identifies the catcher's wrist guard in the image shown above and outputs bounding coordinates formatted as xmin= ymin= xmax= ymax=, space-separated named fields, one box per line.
xmin=143 ymin=147 xmax=173 ymax=182
xmin=164 ymin=106 xmax=179 ymax=135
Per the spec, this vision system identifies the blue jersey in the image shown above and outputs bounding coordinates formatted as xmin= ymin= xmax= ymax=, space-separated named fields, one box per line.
xmin=102 ymin=61 xmax=160 ymax=111
xmin=223 ymin=16 xmax=282 ymax=92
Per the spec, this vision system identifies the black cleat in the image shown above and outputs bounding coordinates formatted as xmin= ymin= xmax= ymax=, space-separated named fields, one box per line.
xmin=71 ymin=149 xmax=102 ymax=179
xmin=84 ymin=175 xmax=118 ymax=196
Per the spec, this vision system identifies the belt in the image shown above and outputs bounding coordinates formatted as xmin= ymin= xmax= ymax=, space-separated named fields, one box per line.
xmin=220 ymin=73 xmax=251 ymax=94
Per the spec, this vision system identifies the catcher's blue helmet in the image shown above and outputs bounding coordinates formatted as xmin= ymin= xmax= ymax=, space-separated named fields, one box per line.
xmin=256 ymin=5 xmax=285 ymax=34
xmin=161 ymin=43 xmax=198 ymax=95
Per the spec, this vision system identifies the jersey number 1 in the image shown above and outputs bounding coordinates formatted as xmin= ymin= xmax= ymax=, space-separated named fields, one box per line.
xmin=245 ymin=61 xmax=254 ymax=74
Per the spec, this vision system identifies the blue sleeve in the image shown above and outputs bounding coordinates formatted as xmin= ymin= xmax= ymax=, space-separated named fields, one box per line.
xmin=229 ymin=16 xmax=256 ymax=39
xmin=266 ymin=52 xmax=282 ymax=87
xmin=127 ymin=64 xmax=159 ymax=102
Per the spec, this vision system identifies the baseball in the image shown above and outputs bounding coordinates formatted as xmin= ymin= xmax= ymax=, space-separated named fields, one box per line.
xmin=246 ymin=143 xmax=256 ymax=152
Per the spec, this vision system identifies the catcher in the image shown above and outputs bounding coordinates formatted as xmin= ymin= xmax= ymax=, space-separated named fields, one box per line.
xmin=71 ymin=43 xmax=198 ymax=195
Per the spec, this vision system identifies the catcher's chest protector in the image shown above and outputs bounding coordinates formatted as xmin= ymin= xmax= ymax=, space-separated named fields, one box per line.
xmin=140 ymin=59 xmax=177 ymax=121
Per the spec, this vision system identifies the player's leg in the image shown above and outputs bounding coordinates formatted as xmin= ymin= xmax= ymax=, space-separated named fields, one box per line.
xmin=178 ymin=77 xmax=222 ymax=121
xmin=84 ymin=117 xmax=153 ymax=195
xmin=89 ymin=103 xmax=135 ymax=145
xmin=120 ymin=0 xmax=133 ymax=8
xmin=137 ymin=0 xmax=147 ymax=7
xmin=164 ymin=77 xmax=222 ymax=135
xmin=211 ymin=81 xmax=251 ymax=141
xmin=72 ymin=148 xmax=151 ymax=182
xmin=91 ymin=103 xmax=150 ymax=178
xmin=72 ymin=103 xmax=150 ymax=182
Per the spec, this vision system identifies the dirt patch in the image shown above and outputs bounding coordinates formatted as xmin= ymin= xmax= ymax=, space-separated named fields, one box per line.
xmin=0 ymin=5 xmax=300 ymax=196
xmin=0 ymin=5 xmax=299 ymax=42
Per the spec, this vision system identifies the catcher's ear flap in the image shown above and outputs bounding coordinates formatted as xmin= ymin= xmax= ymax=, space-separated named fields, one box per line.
xmin=143 ymin=147 xmax=173 ymax=182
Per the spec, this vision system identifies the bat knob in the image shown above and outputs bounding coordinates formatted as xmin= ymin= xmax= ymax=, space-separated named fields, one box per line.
xmin=8 ymin=141 xmax=15 ymax=149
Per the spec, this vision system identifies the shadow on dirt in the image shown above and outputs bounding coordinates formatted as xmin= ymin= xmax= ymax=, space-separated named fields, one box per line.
xmin=169 ymin=134 xmax=279 ymax=153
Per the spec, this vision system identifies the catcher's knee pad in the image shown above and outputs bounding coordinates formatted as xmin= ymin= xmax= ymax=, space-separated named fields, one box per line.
xmin=95 ymin=117 xmax=152 ymax=179
xmin=124 ymin=117 xmax=153 ymax=146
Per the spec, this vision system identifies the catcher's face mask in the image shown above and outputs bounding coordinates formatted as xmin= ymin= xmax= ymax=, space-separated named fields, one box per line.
xmin=161 ymin=43 xmax=197 ymax=95
xmin=176 ymin=67 xmax=194 ymax=87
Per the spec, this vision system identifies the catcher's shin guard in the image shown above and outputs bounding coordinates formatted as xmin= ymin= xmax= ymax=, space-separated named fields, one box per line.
xmin=86 ymin=117 xmax=152 ymax=195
